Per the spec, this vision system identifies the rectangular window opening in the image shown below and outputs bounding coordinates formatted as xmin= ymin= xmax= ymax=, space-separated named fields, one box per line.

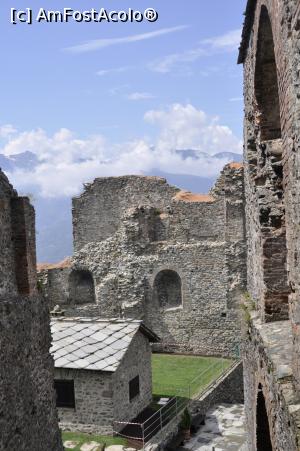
xmin=129 ymin=376 xmax=140 ymax=402
xmin=54 ymin=379 xmax=75 ymax=408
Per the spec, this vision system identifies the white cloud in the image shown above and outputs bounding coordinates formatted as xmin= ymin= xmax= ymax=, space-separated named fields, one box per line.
xmin=1 ymin=127 xmax=106 ymax=164
xmin=97 ymin=66 xmax=131 ymax=77
xmin=145 ymin=104 xmax=242 ymax=155
xmin=149 ymin=28 xmax=242 ymax=74
xmin=0 ymin=124 xmax=17 ymax=139
xmin=127 ymin=92 xmax=155 ymax=101
xmin=201 ymin=29 xmax=241 ymax=51
xmin=65 ymin=26 xmax=188 ymax=54
xmin=149 ymin=48 xmax=206 ymax=74
xmin=1 ymin=104 xmax=242 ymax=198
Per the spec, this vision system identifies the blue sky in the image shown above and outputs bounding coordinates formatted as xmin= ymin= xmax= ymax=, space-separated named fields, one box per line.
xmin=0 ymin=0 xmax=246 ymax=197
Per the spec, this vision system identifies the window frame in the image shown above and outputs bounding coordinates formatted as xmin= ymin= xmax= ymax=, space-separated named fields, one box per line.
xmin=54 ymin=379 xmax=76 ymax=409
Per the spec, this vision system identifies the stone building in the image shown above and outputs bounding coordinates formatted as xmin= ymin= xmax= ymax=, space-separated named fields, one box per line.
xmin=39 ymin=164 xmax=246 ymax=357
xmin=239 ymin=0 xmax=300 ymax=449
xmin=51 ymin=317 xmax=158 ymax=434
xmin=0 ymin=169 xmax=63 ymax=450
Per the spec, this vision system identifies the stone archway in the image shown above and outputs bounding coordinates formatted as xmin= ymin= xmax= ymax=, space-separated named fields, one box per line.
xmin=255 ymin=5 xmax=281 ymax=141
xmin=153 ymin=270 xmax=182 ymax=309
xmin=256 ymin=385 xmax=273 ymax=451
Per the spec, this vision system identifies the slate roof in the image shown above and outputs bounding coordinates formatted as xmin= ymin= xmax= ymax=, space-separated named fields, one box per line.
xmin=50 ymin=317 xmax=159 ymax=373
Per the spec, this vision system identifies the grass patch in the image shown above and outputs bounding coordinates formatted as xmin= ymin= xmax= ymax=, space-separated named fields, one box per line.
xmin=62 ymin=431 xmax=128 ymax=450
xmin=152 ymin=354 xmax=232 ymax=399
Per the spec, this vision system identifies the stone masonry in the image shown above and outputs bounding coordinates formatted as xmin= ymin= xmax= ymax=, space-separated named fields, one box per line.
xmin=239 ymin=0 xmax=300 ymax=449
xmin=39 ymin=164 xmax=246 ymax=357
xmin=0 ymin=169 xmax=63 ymax=451
xmin=55 ymin=328 xmax=153 ymax=435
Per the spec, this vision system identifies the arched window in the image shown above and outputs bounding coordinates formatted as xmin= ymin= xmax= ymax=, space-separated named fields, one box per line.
xmin=255 ymin=6 xmax=281 ymax=141
xmin=69 ymin=270 xmax=95 ymax=305
xmin=153 ymin=270 xmax=182 ymax=309
xmin=256 ymin=385 xmax=273 ymax=450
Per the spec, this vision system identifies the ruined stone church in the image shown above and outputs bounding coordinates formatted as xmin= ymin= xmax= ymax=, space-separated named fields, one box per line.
xmin=39 ymin=164 xmax=246 ymax=357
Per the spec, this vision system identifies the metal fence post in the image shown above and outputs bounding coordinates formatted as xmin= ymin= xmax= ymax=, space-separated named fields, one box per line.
xmin=176 ymin=396 xmax=178 ymax=418
xmin=142 ymin=423 xmax=145 ymax=450
xmin=160 ymin=407 xmax=163 ymax=431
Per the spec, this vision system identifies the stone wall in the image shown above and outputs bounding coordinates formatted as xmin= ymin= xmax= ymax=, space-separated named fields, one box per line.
xmin=0 ymin=171 xmax=19 ymax=297
xmin=241 ymin=0 xmax=292 ymax=322
xmin=39 ymin=267 xmax=71 ymax=307
xmin=39 ymin=166 xmax=246 ymax=357
xmin=241 ymin=311 xmax=300 ymax=450
xmin=0 ymin=169 xmax=63 ymax=451
xmin=72 ymin=176 xmax=180 ymax=252
xmin=56 ymin=331 xmax=152 ymax=434
xmin=113 ymin=330 xmax=153 ymax=426
xmin=240 ymin=0 xmax=300 ymax=448
xmin=56 ymin=368 xmax=114 ymax=435
xmin=11 ymin=197 xmax=37 ymax=296
xmin=0 ymin=296 xmax=63 ymax=451
xmin=190 ymin=361 xmax=244 ymax=416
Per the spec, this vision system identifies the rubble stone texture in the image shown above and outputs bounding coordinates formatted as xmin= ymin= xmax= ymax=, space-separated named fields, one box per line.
xmin=0 ymin=169 xmax=63 ymax=450
xmin=240 ymin=0 xmax=300 ymax=449
xmin=40 ymin=166 xmax=246 ymax=357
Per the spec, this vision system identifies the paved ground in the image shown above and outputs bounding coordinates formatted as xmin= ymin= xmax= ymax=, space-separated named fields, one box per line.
xmin=181 ymin=403 xmax=246 ymax=451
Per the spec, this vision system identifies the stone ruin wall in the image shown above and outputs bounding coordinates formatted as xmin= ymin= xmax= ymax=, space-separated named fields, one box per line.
xmin=242 ymin=0 xmax=291 ymax=322
xmin=0 ymin=169 xmax=63 ymax=451
xmin=72 ymin=176 xmax=180 ymax=252
xmin=39 ymin=166 xmax=246 ymax=357
xmin=282 ymin=0 xmax=300 ymax=392
xmin=241 ymin=0 xmax=300 ymax=449
xmin=242 ymin=318 xmax=298 ymax=451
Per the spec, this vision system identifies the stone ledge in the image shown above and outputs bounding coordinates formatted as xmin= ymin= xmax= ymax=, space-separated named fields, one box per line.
xmin=248 ymin=313 xmax=300 ymax=446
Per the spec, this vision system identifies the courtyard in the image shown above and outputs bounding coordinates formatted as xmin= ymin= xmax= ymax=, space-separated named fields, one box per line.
xmin=152 ymin=353 xmax=233 ymax=399
xmin=62 ymin=354 xmax=234 ymax=450
xmin=181 ymin=403 xmax=246 ymax=451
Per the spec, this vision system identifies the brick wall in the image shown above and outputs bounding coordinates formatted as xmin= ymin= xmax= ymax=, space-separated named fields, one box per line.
xmin=11 ymin=197 xmax=37 ymax=296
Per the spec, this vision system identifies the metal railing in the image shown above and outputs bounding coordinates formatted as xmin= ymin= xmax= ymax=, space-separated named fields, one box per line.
xmin=113 ymin=395 xmax=187 ymax=449
xmin=113 ymin=356 xmax=240 ymax=449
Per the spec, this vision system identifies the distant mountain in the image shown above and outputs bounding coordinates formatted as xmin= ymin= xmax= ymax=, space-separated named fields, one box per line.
xmin=213 ymin=152 xmax=243 ymax=161
xmin=0 ymin=150 xmax=243 ymax=262
xmin=175 ymin=149 xmax=243 ymax=163
xmin=145 ymin=169 xmax=215 ymax=193
xmin=0 ymin=151 xmax=39 ymax=172
xmin=33 ymin=196 xmax=73 ymax=263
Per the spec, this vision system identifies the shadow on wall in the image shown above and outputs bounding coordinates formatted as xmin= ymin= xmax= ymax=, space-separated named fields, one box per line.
xmin=153 ymin=270 xmax=182 ymax=310
xmin=256 ymin=384 xmax=273 ymax=451
xmin=69 ymin=269 xmax=96 ymax=305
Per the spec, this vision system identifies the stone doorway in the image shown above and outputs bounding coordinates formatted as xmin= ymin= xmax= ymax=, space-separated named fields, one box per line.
xmin=256 ymin=387 xmax=273 ymax=451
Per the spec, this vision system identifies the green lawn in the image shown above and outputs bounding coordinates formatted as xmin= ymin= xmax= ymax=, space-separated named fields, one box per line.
xmin=62 ymin=431 xmax=128 ymax=451
xmin=152 ymin=354 xmax=232 ymax=399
